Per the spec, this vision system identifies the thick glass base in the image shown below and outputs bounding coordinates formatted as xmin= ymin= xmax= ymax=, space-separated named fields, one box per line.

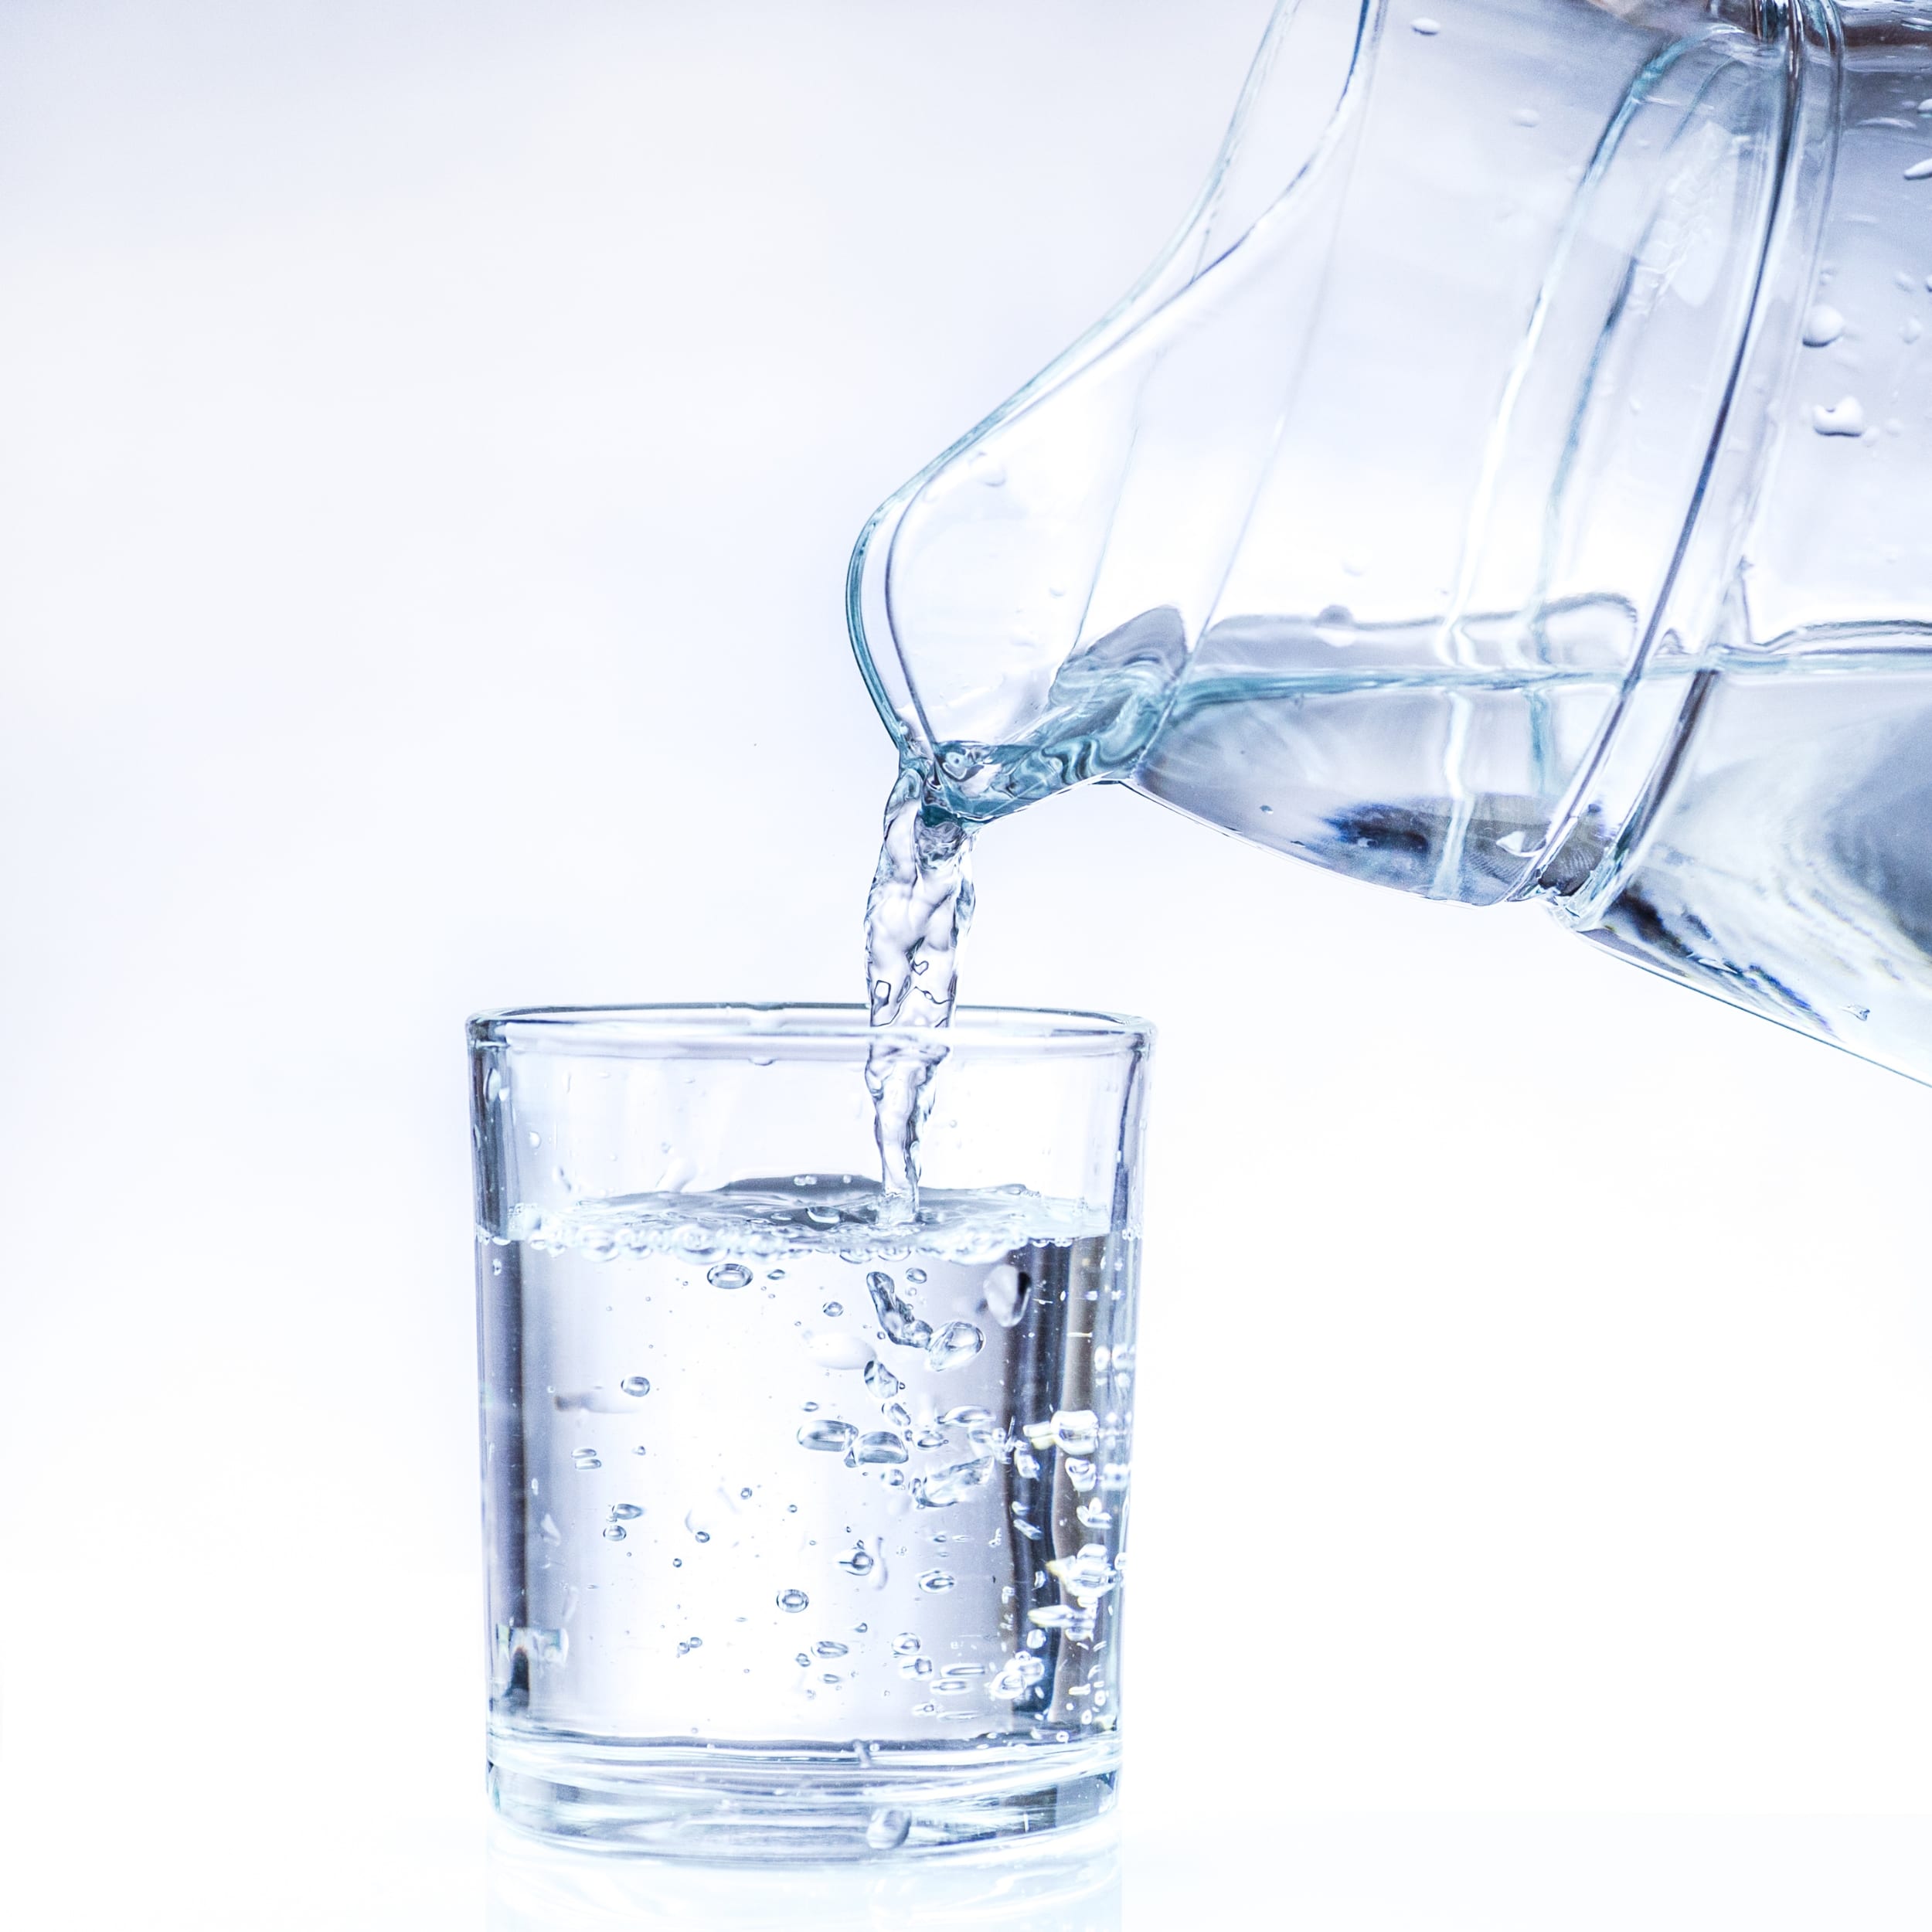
xmin=487 ymin=1724 xmax=1120 ymax=1859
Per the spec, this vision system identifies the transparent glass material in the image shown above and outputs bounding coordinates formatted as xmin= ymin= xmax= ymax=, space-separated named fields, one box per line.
xmin=850 ymin=0 xmax=1932 ymax=1081
xmin=469 ymin=1005 xmax=1153 ymax=1857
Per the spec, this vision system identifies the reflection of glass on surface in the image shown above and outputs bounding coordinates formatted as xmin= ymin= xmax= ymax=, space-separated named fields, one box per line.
xmin=485 ymin=1816 xmax=1121 ymax=1932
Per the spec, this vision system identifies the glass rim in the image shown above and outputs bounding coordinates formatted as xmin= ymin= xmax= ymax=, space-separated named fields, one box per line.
xmin=468 ymin=1001 xmax=1153 ymax=1056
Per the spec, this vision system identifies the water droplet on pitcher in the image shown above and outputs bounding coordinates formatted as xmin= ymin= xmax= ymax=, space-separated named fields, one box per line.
xmin=1802 ymin=303 xmax=1846 ymax=346
xmin=608 ymin=1502 xmax=643 ymax=1521
xmin=927 ymin=1321 xmax=984 ymax=1373
xmin=1814 ymin=395 xmax=1867 ymax=436
xmin=798 ymin=1418 xmax=858 ymax=1453
xmin=866 ymin=1808 xmax=912 ymax=1850
xmin=620 ymin=1375 xmax=651 ymax=1398
xmin=708 ymin=1262 xmax=753 ymax=1291
xmin=777 ymin=1588 xmax=810 ymax=1614
xmin=917 ymin=1570 xmax=957 ymax=1594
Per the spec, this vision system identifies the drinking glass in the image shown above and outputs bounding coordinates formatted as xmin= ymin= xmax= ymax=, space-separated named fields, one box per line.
xmin=469 ymin=1003 xmax=1153 ymax=1856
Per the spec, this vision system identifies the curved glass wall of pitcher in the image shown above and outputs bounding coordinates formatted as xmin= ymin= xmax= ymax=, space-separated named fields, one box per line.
xmin=852 ymin=1 xmax=1932 ymax=1083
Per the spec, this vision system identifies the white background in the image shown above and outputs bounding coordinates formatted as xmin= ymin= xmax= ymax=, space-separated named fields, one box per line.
xmin=3 ymin=4 xmax=1930 ymax=1925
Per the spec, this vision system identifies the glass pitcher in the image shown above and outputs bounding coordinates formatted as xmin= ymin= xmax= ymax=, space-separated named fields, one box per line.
xmin=848 ymin=0 xmax=1932 ymax=1082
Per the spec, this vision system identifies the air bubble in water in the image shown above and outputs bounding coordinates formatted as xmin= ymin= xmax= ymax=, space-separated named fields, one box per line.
xmin=607 ymin=1502 xmax=643 ymax=1521
xmin=798 ymin=1419 xmax=858 ymax=1453
xmin=866 ymin=1808 xmax=912 ymax=1851
xmin=806 ymin=1206 xmax=841 ymax=1228
xmin=1802 ymin=303 xmax=1846 ymax=347
xmin=1512 ymin=107 xmax=1539 ymax=128
xmin=815 ymin=1640 xmax=849 ymax=1658
xmin=906 ymin=1267 xmax=927 ymax=1284
xmin=866 ymin=1270 xmax=933 ymax=1349
xmin=1906 ymin=157 xmax=1932 ymax=181
xmin=1814 ymin=396 xmax=1867 ymax=436
xmin=620 ymin=1375 xmax=651 ymax=1398
xmin=1413 ymin=16 xmax=1440 ymax=32
xmin=927 ymin=1321 xmax=984 ymax=1373
xmin=837 ymin=1543 xmax=876 ymax=1577
xmin=988 ymin=1652 xmax=1047 ymax=1699
xmin=1047 ymin=1544 xmax=1121 ymax=1600
xmin=912 ymin=1455 xmax=995 ymax=1509
xmin=573 ymin=1449 xmax=601 ymax=1471
xmin=917 ymin=1570 xmax=956 ymax=1594
xmin=891 ymin=1633 xmax=921 ymax=1655
xmin=708 ymin=1262 xmax=753 ymax=1291
xmin=602 ymin=1524 xmax=626 ymax=1541
xmin=865 ymin=1360 xmax=903 ymax=1398
xmin=982 ymin=1263 xmax=1026 ymax=1328
xmin=851 ymin=1430 xmax=909 ymax=1465
xmin=777 ymin=1588 xmax=810 ymax=1614
xmin=822 ymin=1301 xmax=844 ymax=1318
xmin=1026 ymin=1409 xmax=1099 ymax=1457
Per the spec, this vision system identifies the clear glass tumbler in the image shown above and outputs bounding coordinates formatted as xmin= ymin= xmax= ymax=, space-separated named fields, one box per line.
xmin=469 ymin=1004 xmax=1154 ymax=1856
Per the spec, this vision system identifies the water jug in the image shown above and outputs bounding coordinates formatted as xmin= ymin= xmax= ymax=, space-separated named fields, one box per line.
xmin=848 ymin=0 xmax=1932 ymax=1082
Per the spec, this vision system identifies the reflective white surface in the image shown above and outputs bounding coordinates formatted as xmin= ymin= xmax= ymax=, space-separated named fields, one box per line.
xmin=5 ymin=4 xmax=1932 ymax=1925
